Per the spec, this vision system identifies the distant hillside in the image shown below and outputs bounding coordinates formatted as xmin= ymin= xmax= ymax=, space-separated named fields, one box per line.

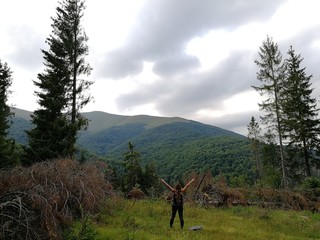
xmin=11 ymin=108 xmax=190 ymax=132
xmin=81 ymin=111 xmax=190 ymax=132
xmin=77 ymin=119 xmax=243 ymax=156
xmin=94 ymin=121 xmax=252 ymax=180
xmin=12 ymin=108 xmax=32 ymax=121
xmin=9 ymin=108 xmax=33 ymax=144
xmin=11 ymin=108 xmax=243 ymax=145
xmin=9 ymin=108 xmax=252 ymax=181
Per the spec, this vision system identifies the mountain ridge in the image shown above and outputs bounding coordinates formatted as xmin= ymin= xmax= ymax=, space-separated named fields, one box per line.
xmin=9 ymin=108 xmax=252 ymax=181
xmin=11 ymin=107 xmax=243 ymax=137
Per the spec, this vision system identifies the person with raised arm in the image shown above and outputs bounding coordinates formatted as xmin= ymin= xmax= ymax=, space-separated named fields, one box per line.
xmin=160 ymin=178 xmax=195 ymax=229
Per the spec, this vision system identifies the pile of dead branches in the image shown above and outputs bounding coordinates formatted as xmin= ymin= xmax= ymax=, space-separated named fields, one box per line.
xmin=200 ymin=184 xmax=320 ymax=212
xmin=0 ymin=158 xmax=113 ymax=240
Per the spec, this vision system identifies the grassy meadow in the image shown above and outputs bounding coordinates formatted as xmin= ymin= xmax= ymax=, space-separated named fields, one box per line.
xmin=92 ymin=199 xmax=320 ymax=240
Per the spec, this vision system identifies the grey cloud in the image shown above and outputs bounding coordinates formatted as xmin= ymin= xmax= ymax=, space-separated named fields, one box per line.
xmin=116 ymin=50 xmax=257 ymax=116
xmin=97 ymin=49 xmax=143 ymax=79
xmin=7 ymin=26 xmax=44 ymax=70
xmin=153 ymin=54 xmax=200 ymax=77
xmin=99 ymin=0 xmax=288 ymax=79
xmin=197 ymin=110 xmax=261 ymax=136
xmin=156 ymin=51 xmax=257 ymax=116
xmin=280 ymin=28 xmax=320 ymax=78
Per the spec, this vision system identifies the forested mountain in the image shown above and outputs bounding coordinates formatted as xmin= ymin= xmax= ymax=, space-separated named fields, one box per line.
xmin=9 ymin=108 xmax=253 ymax=181
xmin=9 ymin=108 xmax=32 ymax=145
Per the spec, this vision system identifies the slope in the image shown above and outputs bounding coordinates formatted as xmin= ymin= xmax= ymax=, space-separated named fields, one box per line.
xmin=9 ymin=108 xmax=252 ymax=181
xmin=95 ymin=121 xmax=252 ymax=181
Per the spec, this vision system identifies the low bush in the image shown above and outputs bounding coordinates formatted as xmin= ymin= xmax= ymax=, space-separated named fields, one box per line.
xmin=201 ymin=184 xmax=319 ymax=211
xmin=0 ymin=158 xmax=113 ymax=240
xmin=301 ymin=177 xmax=320 ymax=189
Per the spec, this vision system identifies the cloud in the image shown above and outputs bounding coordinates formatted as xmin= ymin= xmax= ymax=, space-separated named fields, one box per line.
xmin=115 ymin=50 xmax=257 ymax=117
xmin=97 ymin=49 xmax=143 ymax=79
xmin=280 ymin=27 xmax=320 ymax=76
xmin=208 ymin=110 xmax=261 ymax=136
xmin=153 ymin=53 xmax=200 ymax=77
xmin=98 ymin=0 xmax=287 ymax=79
xmin=5 ymin=25 xmax=45 ymax=70
xmin=7 ymin=0 xmax=320 ymax=136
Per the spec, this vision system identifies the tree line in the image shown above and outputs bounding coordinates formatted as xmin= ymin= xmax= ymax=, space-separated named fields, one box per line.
xmin=248 ymin=36 xmax=320 ymax=189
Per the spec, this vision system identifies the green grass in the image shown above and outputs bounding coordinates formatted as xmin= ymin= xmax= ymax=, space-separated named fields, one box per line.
xmin=94 ymin=199 xmax=320 ymax=240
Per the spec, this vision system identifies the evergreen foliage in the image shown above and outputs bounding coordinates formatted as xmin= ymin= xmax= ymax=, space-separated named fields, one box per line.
xmin=0 ymin=60 xmax=18 ymax=168
xmin=142 ymin=161 xmax=160 ymax=196
xmin=122 ymin=142 xmax=161 ymax=195
xmin=25 ymin=0 xmax=92 ymax=163
xmin=247 ymin=116 xmax=262 ymax=182
xmin=123 ymin=142 xmax=144 ymax=192
xmin=281 ymin=46 xmax=320 ymax=177
xmin=253 ymin=36 xmax=287 ymax=188
xmin=260 ymin=130 xmax=282 ymax=188
xmin=253 ymin=38 xmax=320 ymax=187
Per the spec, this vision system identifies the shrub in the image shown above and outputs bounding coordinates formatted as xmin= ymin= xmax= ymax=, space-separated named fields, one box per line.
xmin=0 ymin=158 xmax=113 ymax=240
xmin=201 ymin=184 xmax=315 ymax=211
xmin=63 ymin=214 xmax=97 ymax=240
xmin=127 ymin=187 xmax=146 ymax=200
xmin=301 ymin=177 xmax=320 ymax=189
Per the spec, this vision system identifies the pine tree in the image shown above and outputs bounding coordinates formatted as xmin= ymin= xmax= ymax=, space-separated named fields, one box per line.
xmin=142 ymin=161 xmax=160 ymax=196
xmin=247 ymin=116 xmax=262 ymax=182
xmin=253 ymin=36 xmax=287 ymax=188
xmin=62 ymin=0 xmax=92 ymax=156
xmin=25 ymin=0 xmax=92 ymax=163
xmin=123 ymin=142 xmax=143 ymax=192
xmin=281 ymin=46 xmax=320 ymax=177
xmin=0 ymin=60 xmax=18 ymax=168
xmin=261 ymin=130 xmax=282 ymax=188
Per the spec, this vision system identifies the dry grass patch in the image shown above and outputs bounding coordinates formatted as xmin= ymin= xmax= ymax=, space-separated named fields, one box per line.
xmin=0 ymin=158 xmax=113 ymax=240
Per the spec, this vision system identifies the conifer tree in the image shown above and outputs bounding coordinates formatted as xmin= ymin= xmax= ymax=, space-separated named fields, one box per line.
xmin=247 ymin=116 xmax=262 ymax=182
xmin=281 ymin=46 xmax=320 ymax=177
xmin=0 ymin=60 xmax=18 ymax=168
xmin=253 ymin=36 xmax=287 ymax=188
xmin=123 ymin=142 xmax=143 ymax=192
xmin=142 ymin=161 xmax=160 ymax=195
xmin=26 ymin=0 xmax=92 ymax=163
xmin=261 ymin=130 xmax=282 ymax=187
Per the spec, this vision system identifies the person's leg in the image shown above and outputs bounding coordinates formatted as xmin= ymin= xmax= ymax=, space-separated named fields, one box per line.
xmin=170 ymin=205 xmax=177 ymax=228
xmin=178 ymin=206 xmax=184 ymax=229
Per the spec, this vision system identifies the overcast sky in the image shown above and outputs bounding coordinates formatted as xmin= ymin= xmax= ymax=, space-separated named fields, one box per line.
xmin=1 ymin=0 xmax=320 ymax=135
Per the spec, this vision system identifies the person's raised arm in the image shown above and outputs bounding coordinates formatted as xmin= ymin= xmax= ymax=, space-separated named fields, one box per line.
xmin=160 ymin=179 xmax=175 ymax=192
xmin=181 ymin=178 xmax=195 ymax=192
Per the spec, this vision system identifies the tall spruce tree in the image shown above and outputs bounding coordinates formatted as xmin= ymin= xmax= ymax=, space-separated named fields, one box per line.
xmin=281 ymin=46 xmax=320 ymax=177
xmin=0 ymin=60 xmax=18 ymax=168
xmin=261 ymin=129 xmax=282 ymax=188
xmin=123 ymin=142 xmax=143 ymax=192
xmin=253 ymin=36 xmax=287 ymax=188
xmin=247 ymin=116 xmax=262 ymax=182
xmin=141 ymin=161 xmax=160 ymax=196
xmin=26 ymin=0 xmax=92 ymax=163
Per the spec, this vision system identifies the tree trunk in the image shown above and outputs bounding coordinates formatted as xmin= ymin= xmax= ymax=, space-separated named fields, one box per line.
xmin=303 ymin=138 xmax=311 ymax=177
xmin=274 ymin=79 xmax=287 ymax=189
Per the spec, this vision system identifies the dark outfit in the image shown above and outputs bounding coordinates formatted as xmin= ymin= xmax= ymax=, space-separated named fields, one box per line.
xmin=170 ymin=191 xmax=184 ymax=228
